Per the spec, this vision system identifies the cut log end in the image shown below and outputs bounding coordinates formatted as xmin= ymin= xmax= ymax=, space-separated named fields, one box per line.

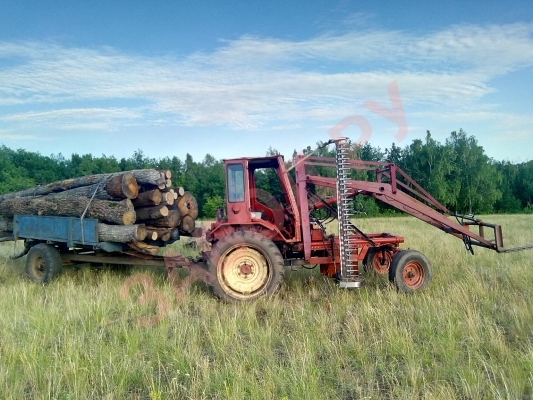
xmin=177 ymin=192 xmax=199 ymax=219
xmin=122 ymin=210 xmax=137 ymax=226
xmin=122 ymin=172 xmax=140 ymax=199
xmin=164 ymin=192 xmax=174 ymax=204
xmin=137 ymin=225 xmax=147 ymax=241
xmin=105 ymin=172 xmax=139 ymax=199
xmin=180 ymin=215 xmax=196 ymax=234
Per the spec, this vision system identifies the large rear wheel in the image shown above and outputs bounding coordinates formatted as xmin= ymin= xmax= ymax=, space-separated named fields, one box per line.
xmin=388 ymin=250 xmax=432 ymax=293
xmin=207 ymin=231 xmax=284 ymax=302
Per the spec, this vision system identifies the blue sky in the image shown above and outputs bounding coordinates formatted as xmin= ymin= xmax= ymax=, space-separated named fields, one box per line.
xmin=0 ymin=0 xmax=532 ymax=163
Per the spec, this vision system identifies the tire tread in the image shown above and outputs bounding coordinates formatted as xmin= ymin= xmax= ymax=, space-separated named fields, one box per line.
xmin=25 ymin=243 xmax=62 ymax=284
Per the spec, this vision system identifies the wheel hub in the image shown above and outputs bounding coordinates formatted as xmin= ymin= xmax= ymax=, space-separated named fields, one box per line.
xmin=32 ymin=257 xmax=46 ymax=279
xmin=219 ymin=247 xmax=270 ymax=295
xmin=239 ymin=263 xmax=252 ymax=276
xmin=373 ymin=252 xmax=391 ymax=275
xmin=403 ymin=261 xmax=424 ymax=288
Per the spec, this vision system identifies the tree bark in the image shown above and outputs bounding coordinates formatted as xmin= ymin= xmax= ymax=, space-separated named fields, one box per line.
xmin=170 ymin=228 xmax=180 ymax=240
xmin=131 ymin=189 xmax=162 ymax=207
xmin=0 ymin=218 xmax=13 ymax=231
xmin=128 ymin=169 xmax=166 ymax=187
xmin=127 ymin=242 xmax=160 ymax=256
xmin=98 ymin=224 xmax=147 ymax=242
xmin=135 ymin=205 xmax=169 ymax=221
xmin=146 ymin=227 xmax=172 ymax=241
xmin=0 ymin=172 xmax=138 ymax=202
xmin=146 ymin=226 xmax=176 ymax=242
xmin=46 ymin=183 xmax=121 ymax=201
xmin=0 ymin=231 xmax=13 ymax=239
xmin=147 ymin=209 xmax=181 ymax=228
xmin=0 ymin=197 xmax=136 ymax=225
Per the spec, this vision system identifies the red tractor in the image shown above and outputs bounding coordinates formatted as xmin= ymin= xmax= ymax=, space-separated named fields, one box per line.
xmin=203 ymin=139 xmax=532 ymax=302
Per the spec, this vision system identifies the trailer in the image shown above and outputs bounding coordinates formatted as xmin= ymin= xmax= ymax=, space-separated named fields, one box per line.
xmin=5 ymin=214 xmax=194 ymax=283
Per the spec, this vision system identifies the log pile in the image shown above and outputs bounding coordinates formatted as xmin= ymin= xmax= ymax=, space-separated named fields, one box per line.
xmin=0 ymin=169 xmax=199 ymax=249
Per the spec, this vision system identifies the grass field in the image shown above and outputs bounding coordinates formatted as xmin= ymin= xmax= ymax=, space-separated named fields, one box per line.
xmin=0 ymin=215 xmax=532 ymax=399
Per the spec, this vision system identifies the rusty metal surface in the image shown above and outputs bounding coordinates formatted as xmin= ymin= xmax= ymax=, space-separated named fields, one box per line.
xmin=210 ymin=144 xmax=533 ymax=289
xmin=402 ymin=261 xmax=425 ymax=290
xmin=300 ymin=155 xmax=519 ymax=252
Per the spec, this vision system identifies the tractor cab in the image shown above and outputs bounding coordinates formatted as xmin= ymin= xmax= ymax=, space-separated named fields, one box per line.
xmin=212 ymin=155 xmax=300 ymax=243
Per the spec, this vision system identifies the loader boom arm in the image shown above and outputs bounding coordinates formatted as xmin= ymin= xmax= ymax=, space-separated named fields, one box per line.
xmin=295 ymin=154 xmax=533 ymax=254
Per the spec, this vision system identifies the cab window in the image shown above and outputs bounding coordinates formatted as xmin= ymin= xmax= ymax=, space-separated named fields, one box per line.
xmin=227 ymin=164 xmax=245 ymax=202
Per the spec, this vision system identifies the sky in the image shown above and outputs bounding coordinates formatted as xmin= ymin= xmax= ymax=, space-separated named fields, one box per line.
xmin=0 ymin=0 xmax=532 ymax=163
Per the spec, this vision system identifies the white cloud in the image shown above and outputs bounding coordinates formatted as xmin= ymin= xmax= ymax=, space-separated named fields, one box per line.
xmin=0 ymin=22 xmax=532 ymax=135
xmin=0 ymin=107 xmax=144 ymax=132
xmin=0 ymin=131 xmax=53 ymax=141
xmin=1 ymin=108 xmax=142 ymax=122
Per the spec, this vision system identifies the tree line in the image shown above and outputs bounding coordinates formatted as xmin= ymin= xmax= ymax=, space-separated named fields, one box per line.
xmin=0 ymin=129 xmax=531 ymax=218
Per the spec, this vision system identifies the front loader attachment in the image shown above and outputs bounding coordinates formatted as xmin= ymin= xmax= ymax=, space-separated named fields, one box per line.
xmin=457 ymin=214 xmax=533 ymax=253
xmin=295 ymin=141 xmax=533 ymax=255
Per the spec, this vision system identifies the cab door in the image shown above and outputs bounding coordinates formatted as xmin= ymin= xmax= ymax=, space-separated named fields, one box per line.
xmin=226 ymin=162 xmax=249 ymax=224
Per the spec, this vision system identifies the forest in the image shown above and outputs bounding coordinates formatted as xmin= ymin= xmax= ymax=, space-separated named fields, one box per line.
xmin=0 ymin=129 xmax=531 ymax=218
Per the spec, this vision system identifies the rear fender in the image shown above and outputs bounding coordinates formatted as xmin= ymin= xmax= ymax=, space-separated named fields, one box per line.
xmin=208 ymin=221 xmax=286 ymax=243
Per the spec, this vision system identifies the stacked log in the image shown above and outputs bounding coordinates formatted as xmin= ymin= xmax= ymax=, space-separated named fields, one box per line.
xmin=0 ymin=172 xmax=139 ymax=202
xmin=0 ymin=197 xmax=136 ymax=225
xmin=0 ymin=169 xmax=199 ymax=249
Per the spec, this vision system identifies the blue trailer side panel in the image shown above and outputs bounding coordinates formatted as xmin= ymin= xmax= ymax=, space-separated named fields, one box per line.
xmin=13 ymin=215 xmax=99 ymax=247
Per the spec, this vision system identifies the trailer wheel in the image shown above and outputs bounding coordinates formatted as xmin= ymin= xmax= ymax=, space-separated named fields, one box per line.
xmin=207 ymin=231 xmax=284 ymax=302
xmin=364 ymin=248 xmax=392 ymax=275
xmin=388 ymin=250 xmax=431 ymax=293
xmin=26 ymin=244 xmax=62 ymax=284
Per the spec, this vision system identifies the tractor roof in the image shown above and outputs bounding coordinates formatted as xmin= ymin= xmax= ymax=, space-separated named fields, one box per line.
xmin=223 ymin=155 xmax=285 ymax=169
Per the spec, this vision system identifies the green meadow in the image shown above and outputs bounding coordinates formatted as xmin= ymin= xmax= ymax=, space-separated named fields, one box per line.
xmin=0 ymin=215 xmax=532 ymax=399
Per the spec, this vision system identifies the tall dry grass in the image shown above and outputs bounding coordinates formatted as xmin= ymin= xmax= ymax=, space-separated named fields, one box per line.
xmin=0 ymin=215 xmax=532 ymax=399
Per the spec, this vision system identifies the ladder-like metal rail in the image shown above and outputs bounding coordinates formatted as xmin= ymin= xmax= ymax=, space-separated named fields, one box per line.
xmin=335 ymin=139 xmax=363 ymax=288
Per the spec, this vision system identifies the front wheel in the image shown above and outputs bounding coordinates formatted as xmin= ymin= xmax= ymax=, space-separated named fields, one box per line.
xmin=207 ymin=231 xmax=284 ymax=302
xmin=25 ymin=243 xmax=62 ymax=283
xmin=388 ymin=250 xmax=431 ymax=293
